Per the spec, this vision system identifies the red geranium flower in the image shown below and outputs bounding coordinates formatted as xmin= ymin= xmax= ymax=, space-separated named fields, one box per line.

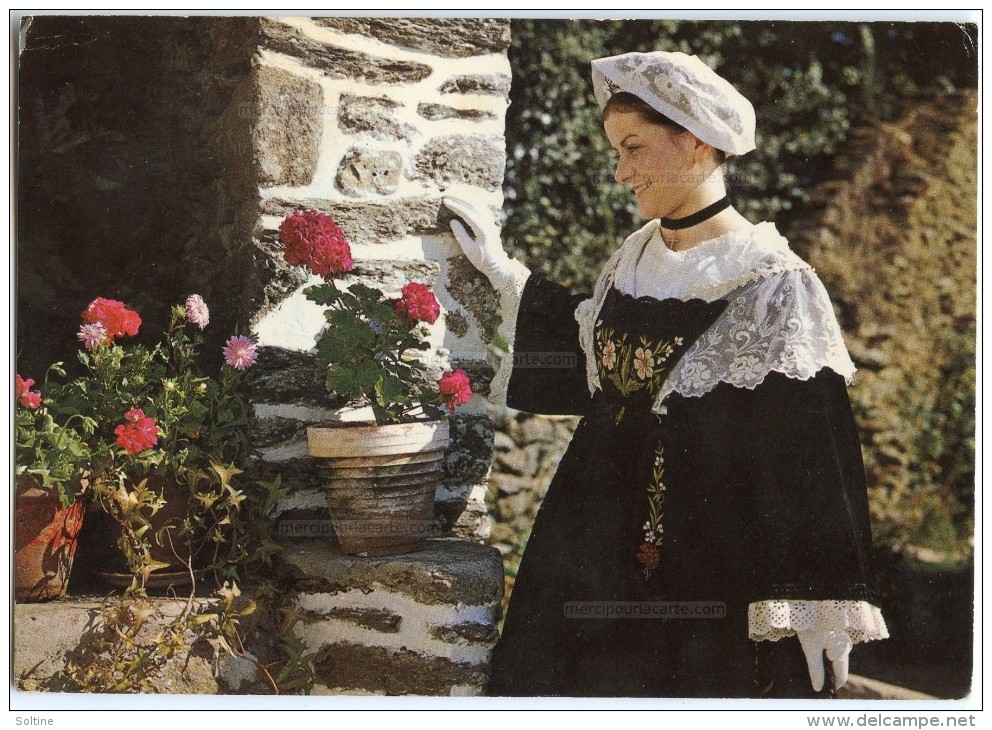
xmin=114 ymin=408 xmax=159 ymax=455
xmin=15 ymin=374 xmax=42 ymax=410
xmin=438 ymin=368 xmax=472 ymax=414
xmin=81 ymin=297 xmax=141 ymax=343
xmin=279 ymin=209 xmax=353 ymax=280
xmin=394 ymin=282 xmax=441 ymax=325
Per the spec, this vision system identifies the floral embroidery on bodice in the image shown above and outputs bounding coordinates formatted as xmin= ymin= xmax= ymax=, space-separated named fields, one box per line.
xmin=591 ymin=287 xmax=724 ymax=425
xmin=590 ymin=286 xmax=728 ymax=578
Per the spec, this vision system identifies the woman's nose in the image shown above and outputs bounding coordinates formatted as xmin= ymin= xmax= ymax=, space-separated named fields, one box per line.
xmin=614 ymin=158 xmax=630 ymax=184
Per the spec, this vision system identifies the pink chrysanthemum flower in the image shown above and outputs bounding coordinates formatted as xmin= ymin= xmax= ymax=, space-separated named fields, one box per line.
xmin=77 ymin=322 xmax=108 ymax=350
xmin=223 ymin=335 xmax=258 ymax=371
xmin=185 ymin=294 xmax=210 ymax=330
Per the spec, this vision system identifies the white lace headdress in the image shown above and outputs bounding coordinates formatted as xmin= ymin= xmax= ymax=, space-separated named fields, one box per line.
xmin=591 ymin=51 xmax=756 ymax=156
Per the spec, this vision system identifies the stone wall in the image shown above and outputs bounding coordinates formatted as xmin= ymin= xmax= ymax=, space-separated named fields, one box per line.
xmin=246 ymin=17 xmax=512 ymax=546
xmin=17 ymin=16 xmax=259 ymax=375
xmin=17 ymin=15 xmax=511 ymax=697
xmin=242 ymin=20 xmax=513 ymax=693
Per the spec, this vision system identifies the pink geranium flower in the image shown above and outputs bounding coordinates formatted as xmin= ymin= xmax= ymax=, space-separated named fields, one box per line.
xmin=394 ymin=282 xmax=441 ymax=325
xmin=279 ymin=210 xmax=353 ymax=280
xmin=15 ymin=374 xmax=42 ymax=410
xmin=223 ymin=335 xmax=258 ymax=371
xmin=438 ymin=368 xmax=472 ymax=414
xmin=81 ymin=297 xmax=141 ymax=343
xmin=114 ymin=408 xmax=159 ymax=454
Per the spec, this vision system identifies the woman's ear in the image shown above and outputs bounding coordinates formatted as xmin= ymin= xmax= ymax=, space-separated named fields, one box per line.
xmin=690 ymin=137 xmax=717 ymax=166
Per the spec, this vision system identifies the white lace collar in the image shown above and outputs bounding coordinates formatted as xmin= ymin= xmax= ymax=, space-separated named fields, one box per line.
xmin=613 ymin=219 xmax=809 ymax=303
xmin=575 ymin=219 xmax=856 ymax=414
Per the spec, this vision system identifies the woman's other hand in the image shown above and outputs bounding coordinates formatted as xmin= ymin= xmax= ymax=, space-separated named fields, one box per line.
xmin=797 ymin=628 xmax=853 ymax=692
xmin=443 ymin=193 xmax=521 ymax=288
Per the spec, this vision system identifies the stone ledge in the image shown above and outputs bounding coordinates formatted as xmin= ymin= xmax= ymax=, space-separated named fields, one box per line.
xmin=311 ymin=641 xmax=489 ymax=696
xmin=278 ymin=537 xmax=503 ymax=607
xmin=260 ymin=18 xmax=432 ymax=84
xmin=13 ymin=597 xmax=261 ymax=694
xmin=261 ymin=196 xmax=455 ymax=247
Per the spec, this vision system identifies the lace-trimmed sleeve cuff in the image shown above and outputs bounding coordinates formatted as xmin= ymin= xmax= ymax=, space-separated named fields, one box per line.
xmin=486 ymin=259 xmax=533 ymax=408
xmin=748 ymin=600 xmax=890 ymax=644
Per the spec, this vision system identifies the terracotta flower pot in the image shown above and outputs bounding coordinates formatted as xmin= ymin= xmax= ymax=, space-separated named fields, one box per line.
xmin=307 ymin=419 xmax=449 ymax=557
xmin=15 ymin=481 xmax=86 ymax=602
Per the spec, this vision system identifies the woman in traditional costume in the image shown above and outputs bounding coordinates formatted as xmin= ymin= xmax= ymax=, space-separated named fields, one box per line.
xmin=444 ymin=51 xmax=888 ymax=698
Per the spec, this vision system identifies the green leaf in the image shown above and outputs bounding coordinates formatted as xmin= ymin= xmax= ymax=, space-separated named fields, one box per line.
xmin=325 ymin=360 xmax=381 ymax=399
xmin=304 ymin=282 xmax=341 ymax=306
xmin=374 ymin=373 xmax=408 ymax=408
xmin=347 ymin=283 xmax=383 ymax=305
xmin=210 ymin=462 xmax=244 ymax=489
xmin=316 ymin=311 xmax=376 ymax=367
xmin=364 ymin=299 xmax=396 ymax=325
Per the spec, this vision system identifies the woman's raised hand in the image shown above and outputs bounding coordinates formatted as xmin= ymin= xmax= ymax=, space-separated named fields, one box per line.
xmin=443 ymin=194 xmax=520 ymax=288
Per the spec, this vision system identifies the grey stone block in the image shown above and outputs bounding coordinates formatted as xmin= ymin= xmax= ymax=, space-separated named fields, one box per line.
xmin=430 ymin=621 xmax=499 ymax=646
xmin=313 ymin=18 xmax=510 ymax=58
xmin=335 ymin=147 xmax=403 ymax=197
xmin=414 ymin=134 xmax=505 ymax=191
xmin=262 ymin=196 xmax=455 ymax=247
xmin=338 ymin=94 xmax=414 ymax=142
xmin=439 ymin=74 xmax=511 ymax=97
xmin=278 ymin=537 xmax=503 ymax=607
xmin=260 ymin=18 xmax=432 ymax=84
xmin=418 ymin=103 xmax=497 ymax=122
xmin=254 ymin=65 xmax=322 ymax=187
xmin=445 ymin=256 xmax=500 ymax=341
xmin=444 ymin=415 xmax=494 ymax=482
xmin=311 ymin=641 xmax=488 ymax=696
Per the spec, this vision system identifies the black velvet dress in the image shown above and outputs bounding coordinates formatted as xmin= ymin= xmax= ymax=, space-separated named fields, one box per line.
xmin=488 ymin=276 xmax=878 ymax=698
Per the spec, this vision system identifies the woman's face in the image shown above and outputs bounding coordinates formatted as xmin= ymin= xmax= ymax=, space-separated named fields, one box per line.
xmin=604 ymin=110 xmax=703 ymax=220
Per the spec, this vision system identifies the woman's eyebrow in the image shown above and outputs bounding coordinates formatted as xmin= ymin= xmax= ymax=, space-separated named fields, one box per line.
xmin=611 ymin=133 xmax=641 ymax=151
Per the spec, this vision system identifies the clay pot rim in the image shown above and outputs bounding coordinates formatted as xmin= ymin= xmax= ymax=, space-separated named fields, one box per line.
xmin=306 ymin=418 xmax=450 ymax=458
xmin=307 ymin=416 xmax=448 ymax=430
xmin=15 ymin=475 xmax=91 ymax=503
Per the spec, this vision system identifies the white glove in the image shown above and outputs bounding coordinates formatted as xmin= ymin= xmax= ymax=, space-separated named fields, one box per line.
xmin=443 ymin=194 xmax=526 ymax=290
xmin=797 ymin=628 xmax=853 ymax=692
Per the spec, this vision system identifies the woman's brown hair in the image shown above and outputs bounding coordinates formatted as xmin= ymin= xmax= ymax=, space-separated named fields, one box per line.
xmin=603 ymin=91 xmax=727 ymax=166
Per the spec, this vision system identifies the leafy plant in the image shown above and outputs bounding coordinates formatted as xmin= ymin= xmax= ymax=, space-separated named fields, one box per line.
xmin=44 ymin=295 xmax=258 ymax=585
xmin=15 ymin=365 xmax=96 ymax=507
xmin=278 ymin=209 xmax=472 ymax=425
xmin=53 ymin=582 xmax=257 ymax=694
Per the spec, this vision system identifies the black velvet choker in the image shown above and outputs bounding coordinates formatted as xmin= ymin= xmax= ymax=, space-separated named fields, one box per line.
xmin=659 ymin=196 xmax=731 ymax=230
